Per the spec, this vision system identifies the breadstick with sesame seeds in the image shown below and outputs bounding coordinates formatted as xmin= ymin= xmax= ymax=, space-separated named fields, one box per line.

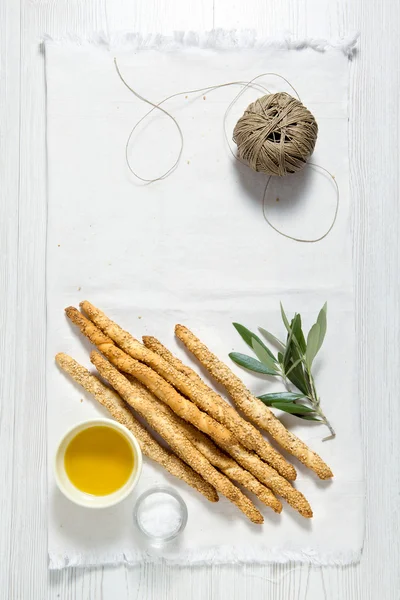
xmin=124 ymin=374 xmax=282 ymax=514
xmin=143 ymin=335 xmax=200 ymax=381
xmin=142 ymin=334 xmax=296 ymax=481
xmin=91 ymin=351 xmax=264 ymax=524
xmin=175 ymin=324 xmax=333 ymax=480
xmin=215 ymin=438 xmax=312 ymax=517
xmin=79 ymin=301 xmax=295 ymax=481
xmin=55 ymin=353 xmax=218 ymax=503
xmin=65 ymin=307 xmax=235 ymax=446
xmin=123 ymin=374 xmax=309 ymax=518
xmin=181 ymin=425 xmax=282 ymax=514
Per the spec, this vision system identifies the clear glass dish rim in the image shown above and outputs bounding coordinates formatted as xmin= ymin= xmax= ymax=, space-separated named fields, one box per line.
xmin=133 ymin=485 xmax=188 ymax=543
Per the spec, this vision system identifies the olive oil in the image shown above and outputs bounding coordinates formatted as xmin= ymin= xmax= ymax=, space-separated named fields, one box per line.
xmin=64 ymin=425 xmax=134 ymax=496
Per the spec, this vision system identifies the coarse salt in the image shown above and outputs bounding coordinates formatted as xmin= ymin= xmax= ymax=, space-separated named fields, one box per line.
xmin=137 ymin=492 xmax=183 ymax=539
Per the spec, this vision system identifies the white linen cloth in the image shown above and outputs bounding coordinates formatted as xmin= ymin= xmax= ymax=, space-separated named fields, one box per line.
xmin=45 ymin=32 xmax=364 ymax=569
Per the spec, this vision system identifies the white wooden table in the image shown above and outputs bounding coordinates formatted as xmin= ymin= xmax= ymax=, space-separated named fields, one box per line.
xmin=1 ymin=1 xmax=399 ymax=598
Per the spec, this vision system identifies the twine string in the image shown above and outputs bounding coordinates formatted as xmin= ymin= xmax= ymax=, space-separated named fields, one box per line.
xmin=262 ymin=163 xmax=339 ymax=243
xmin=113 ymin=58 xmax=339 ymax=243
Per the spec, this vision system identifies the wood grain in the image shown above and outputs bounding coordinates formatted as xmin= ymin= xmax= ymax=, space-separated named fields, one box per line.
xmin=0 ymin=0 xmax=399 ymax=597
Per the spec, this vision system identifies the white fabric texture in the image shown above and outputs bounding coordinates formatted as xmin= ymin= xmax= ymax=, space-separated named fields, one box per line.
xmin=45 ymin=32 xmax=364 ymax=569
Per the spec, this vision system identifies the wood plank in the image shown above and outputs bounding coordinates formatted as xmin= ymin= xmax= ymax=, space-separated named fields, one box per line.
xmin=105 ymin=0 xmax=213 ymax=33
xmin=0 ymin=0 xmax=21 ymax=598
xmin=347 ymin=0 xmax=400 ymax=598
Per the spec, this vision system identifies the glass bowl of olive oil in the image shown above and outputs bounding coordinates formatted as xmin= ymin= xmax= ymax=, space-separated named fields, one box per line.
xmin=54 ymin=418 xmax=142 ymax=508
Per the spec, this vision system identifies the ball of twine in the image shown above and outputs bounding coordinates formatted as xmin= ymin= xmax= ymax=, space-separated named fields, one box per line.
xmin=233 ymin=92 xmax=318 ymax=177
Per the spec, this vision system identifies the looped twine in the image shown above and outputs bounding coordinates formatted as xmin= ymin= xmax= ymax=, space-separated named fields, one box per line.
xmin=114 ymin=59 xmax=338 ymax=243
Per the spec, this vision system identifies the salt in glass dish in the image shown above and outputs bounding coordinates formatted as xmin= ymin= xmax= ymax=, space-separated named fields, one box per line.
xmin=133 ymin=485 xmax=188 ymax=545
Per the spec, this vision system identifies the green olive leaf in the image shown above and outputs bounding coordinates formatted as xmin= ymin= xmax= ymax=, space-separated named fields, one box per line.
xmin=280 ymin=302 xmax=291 ymax=332
xmin=229 ymin=352 xmax=278 ymax=376
xmin=283 ymin=316 xmax=297 ymax=369
xmin=251 ymin=339 xmax=279 ymax=373
xmin=258 ymin=327 xmax=285 ymax=351
xmin=269 ymin=402 xmax=316 ymax=415
xmin=286 ymin=367 xmax=310 ymax=397
xmin=257 ymin=392 xmax=305 ymax=403
xmin=290 ymin=314 xmax=307 ymax=354
xmin=306 ymin=323 xmax=321 ymax=369
xmin=233 ymin=323 xmax=277 ymax=362
xmin=298 ymin=414 xmax=323 ymax=421
xmin=316 ymin=302 xmax=327 ymax=352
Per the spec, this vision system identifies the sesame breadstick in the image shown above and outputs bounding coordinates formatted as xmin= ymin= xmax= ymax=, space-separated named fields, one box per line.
xmin=216 ymin=439 xmax=312 ymax=517
xmin=175 ymin=324 xmax=333 ymax=480
xmin=125 ymin=374 xmax=282 ymax=514
xmin=182 ymin=426 xmax=282 ymax=514
xmin=55 ymin=353 xmax=218 ymax=503
xmin=124 ymin=374 xmax=308 ymax=517
xmin=142 ymin=335 xmax=296 ymax=481
xmin=65 ymin=307 xmax=235 ymax=446
xmin=79 ymin=301 xmax=295 ymax=481
xmin=91 ymin=351 xmax=264 ymax=524
xmin=143 ymin=335 xmax=200 ymax=382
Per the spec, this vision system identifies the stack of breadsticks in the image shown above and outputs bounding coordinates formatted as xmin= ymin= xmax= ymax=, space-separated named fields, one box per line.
xmin=56 ymin=301 xmax=333 ymax=525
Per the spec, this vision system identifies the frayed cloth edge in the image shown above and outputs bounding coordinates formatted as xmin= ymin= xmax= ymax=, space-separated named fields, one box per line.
xmin=49 ymin=545 xmax=362 ymax=570
xmin=43 ymin=29 xmax=359 ymax=58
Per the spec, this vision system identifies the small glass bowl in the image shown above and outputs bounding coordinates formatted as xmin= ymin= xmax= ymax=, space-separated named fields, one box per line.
xmin=133 ymin=485 xmax=188 ymax=545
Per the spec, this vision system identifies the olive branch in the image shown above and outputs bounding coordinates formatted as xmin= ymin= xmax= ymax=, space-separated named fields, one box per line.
xmin=229 ymin=303 xmax=335 ymax=439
